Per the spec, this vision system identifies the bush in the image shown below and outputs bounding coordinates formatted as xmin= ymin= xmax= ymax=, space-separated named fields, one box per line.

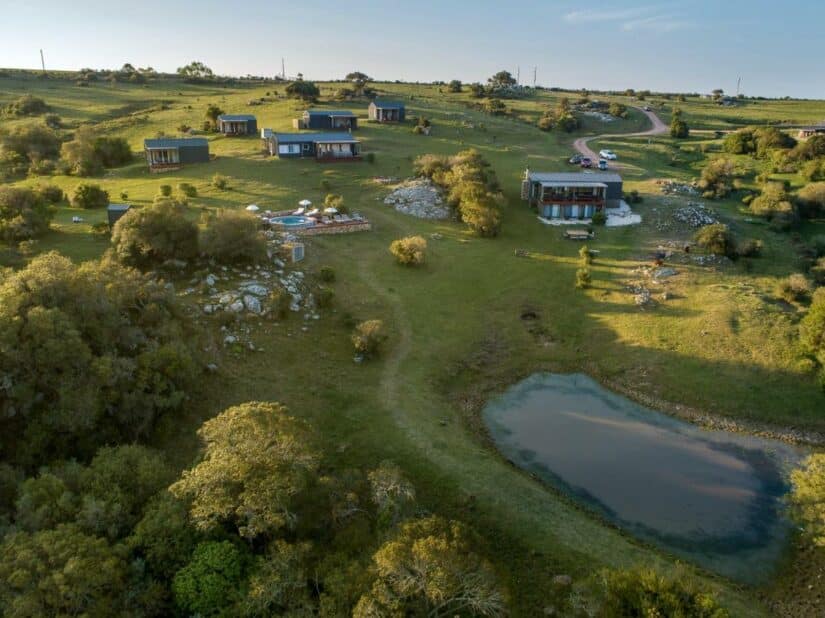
xmin=212 ymin=173 xmax=228 ymax=190
xmin=200 ymin=209 xmax=267 ymax=264
xmin=268 ymin=289 xmax=291 ymax=320
xmin=624 ymin=190 xmax=643 ymax=204
xmin=797 ymin=182 xmax=825 ymax=219
xmin=318 ymin=266 xmax=336 ymax=283
xmin=737 ymin=239 xmax=763 ymax=258
xmin=448 ymin=80 xmax=462 ymax=93
xmin=537 ymin=114 xmax=555 ymax=131
xmin=324 ymin=193 xmax=345 ymax=213
xmin=0 ymin=187 xmax=54 ymax=241
xmin=482 ymin=98 xmax=507 ymax=116
xmin=591 ymin=210 xmax=607 ymax=225
xmin=579 ymin=245 xmax=593 ymax=265
xmin=811 ymin=257 xmax=825 ymax=285
xmin=0 ymin=123 xmax=61 ymax=172
xmin=316 ymin=286 xmax=334 ymax=309
xmin=694 ymin=223 xmax=736 ymax=257
xmin=389 ymin=235 xmax=427 ymax=266
xmin=61 ymin=129 xmax=132 ymax=176
xmin=4 ymin=94 xmax=49 ymax=116
xmin=750 ymin=182 xmax=794 ymax=222
xmin=35 ymin=184 xmax=64 ymax=204
xmin=43 ymin=113 xmax=61 ymax=129
xmin=70 ymin=183 xmax=109 ymax=209
xmin=775 ymin=274 xmax=811 ymax=303
xmin=177 ymin=182 xmax=197 ymax=198
xmin=158 ymin=184 xmax=172 ymax=197
xmin=698 ymin=158 xmax=736 ymax=199
xmin=364 ymin=152 xmax=375 ymax=164
xmin=575 ymin=268 xmax=591 ymax=289
xmin=112 ymin=201 xmax=199 ymax=267
xmin=608 ymin=102 xmax=627 ymax=118
xmin=670 ymin=118 xmax=690 ymax=138
xmin=285 ymin=79 xmax=320 ymax=102
xmin=352 ymin=320 xmax=386 ymax=358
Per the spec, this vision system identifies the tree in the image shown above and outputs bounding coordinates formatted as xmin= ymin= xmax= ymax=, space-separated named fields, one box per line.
xmin=177 ymin=61 xmax=214 ymax=81
xmin=698 ymin=158 xmax=736 ymax=199
xmin=200 ymin=209 xmax=267 ymax=264
xmin=0 ymin=123 xmax=61 ymax=171
xmin=608 ymin=102 xmax=627 ymax=118
xmin=170 ymin=402 xmax=319 ymax=540
xmin=712 ymin=88 xmax=724 ymax=101
xmin=790 ymin=453 xmax=825 ymax=545
xmin=70 ymin=182 xmax=109 ymax=208
xmin=0 ymin=524 xmax=129 ymax=617
xmin=469 ymin=83 xmax=485 ymax=98
xmin=0 ymin=187 xmax=54 ymax=241
xmin=596 ymin=568 xmax=729 ymax=617
xmin=750 ymin=182 xmax=794 ymax=221
xmin=285 ymin=79 xmax=320 ymax=102
xmin=172 ymin=541 xmax=244 ymax=616
xmin=448 ymin=79 xmax=462 ymax=93
xmin=482 ymin=98 xmax=507 ymax=116
xmin=670 ymin=109 xmax=690 ymax=138
xmin=205 ymin=103 xmax=224 ymax=130
xmin=62 ymin=128 xmax=131 ymax=176
xmin=130 ymin=491 xmax=198 ymax=578
xmin=243 ymin=540 xmax=312 ymax=615
xmin=389 ymin=235 xmax=427 ymax=266
xmin=355 ymin=516 xmax=506 ymax=617
xmin=575 ymin=268 xmax=591 ymax=289
xmin=368 ymin=461 xmax=415 ymax=528
xmin=488 ymin=70 xmax=516 ymax=89
xmin=800 ymin=288 xmax=825 ymax=388
xmin=351 ymin=320 xmax=387 ymax=358
xmin=111 ymin=200 xmax=199 ymax=267
xmin=797 ymin=182 xmax=825 ymax=218
xmin=775 ymin=273 xmax=810 ymax=303
xmin=4 ymin=95 xmax=49 ymax=116
xmin=346 ymin=71 xmax=372 ymax=96
xmin=694 ymin=223 xmax=737 ymax=257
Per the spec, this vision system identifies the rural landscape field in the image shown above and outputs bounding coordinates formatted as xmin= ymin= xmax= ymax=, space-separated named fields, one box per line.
xmin=1 ymin=3 xmax=825 ymax=617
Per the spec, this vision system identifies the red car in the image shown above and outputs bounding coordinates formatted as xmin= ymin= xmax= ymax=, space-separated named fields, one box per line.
xmin=580 ymin=157 xmax=592 ymax=168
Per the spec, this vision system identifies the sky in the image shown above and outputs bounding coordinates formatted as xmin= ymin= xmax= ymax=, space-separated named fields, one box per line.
xmin=3 ymin=0 xmax=824 ymax=99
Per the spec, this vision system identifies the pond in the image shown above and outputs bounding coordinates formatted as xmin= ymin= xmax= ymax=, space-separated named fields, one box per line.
xmin=482 ymin=373 xmax=802 ymax=583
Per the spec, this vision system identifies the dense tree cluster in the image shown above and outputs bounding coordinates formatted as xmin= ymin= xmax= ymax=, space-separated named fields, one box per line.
xmin=3 ymin=95 xmax=49 ymax=117
xmin=61 ymin=127 xmax=132 ymax=176
xmin=0 ymin=186 xmax=55 ymax=242
xmin=801 ymin=288 xmax=825 ymax=390
xmin=537 ymin=97 xmax=579 ymax=133
xmin=698 ymin=158 xmax=737 ymax=199
xmin=0 ymin=123 xmax=62 ymax=177
xmin=723 ymin=126 xmax=796 ymax=158
xmin=200 ymin=209 xmax=267 ymax=264
xmin=414 ymin=149 xmax=502 ymax=236
xmin=286 ymin=78 xmax=321 ymax=102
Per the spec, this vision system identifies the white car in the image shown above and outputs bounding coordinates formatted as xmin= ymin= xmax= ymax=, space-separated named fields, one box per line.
xmin=599 ymin=149 xmax=617 ymax=160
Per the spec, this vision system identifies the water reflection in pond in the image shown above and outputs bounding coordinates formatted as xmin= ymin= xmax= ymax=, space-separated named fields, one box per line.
xmin=482 ymin=373 xmax=802 ymax=583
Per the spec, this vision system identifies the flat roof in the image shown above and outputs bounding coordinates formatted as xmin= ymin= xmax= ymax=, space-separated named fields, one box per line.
xmin=107 ymin=203 xmax=131 ymax=211
xmin=371 ymin=99 xmax=404 ymax=109
xmin=218 ymin=114 xmax=256 ymax=121
xmin=273 ymin=132 xmax=359 ymax=144
xmin=144 ymin=137 xmax=208 ymax=149
xmin=305 ymin=109 xmax=357 ymax=117
xmin=528 ymin=171 xmax=622 ymax=184
xmin=540 ymin=181 xmax=607 ymax=188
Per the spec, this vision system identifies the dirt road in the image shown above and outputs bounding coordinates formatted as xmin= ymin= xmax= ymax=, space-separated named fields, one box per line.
xmin=572 ymin=107 xmax=668 ymax=166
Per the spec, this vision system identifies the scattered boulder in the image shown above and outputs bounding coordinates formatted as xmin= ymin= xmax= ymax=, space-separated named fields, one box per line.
xmin=384 ymin=178 xmax=451 ymax=220
xmin=243 ymin=294 xmax=262 ymax=314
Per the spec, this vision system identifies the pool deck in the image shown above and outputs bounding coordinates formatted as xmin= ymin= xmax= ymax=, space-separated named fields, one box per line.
xmin=259 ymin=209 xmax=372 ymax=235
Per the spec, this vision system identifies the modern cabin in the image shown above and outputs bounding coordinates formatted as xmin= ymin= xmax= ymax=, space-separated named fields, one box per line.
xmin=298 ymin=110 xmax=358 ymax=130
xmin=368 ymin=100 xmax=405 ymax=122
xmin=107 ymin=203 xmax=131 ymax=227
xmin=522 ymin=171 xmax=623 ymax=220
xmin=798 ymin=124 xmax=825 ymax=139
xmin=143 ymin=137 xmax=209 ymax=172
xmin=266 ymin=133 xmax=361 ymax=161
xmin=217 ymin=114 xmax=257 ymax=135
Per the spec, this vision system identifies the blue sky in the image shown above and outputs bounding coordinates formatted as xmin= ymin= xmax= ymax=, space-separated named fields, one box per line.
xmin=4 ymin=0 xmax=824 ymax=98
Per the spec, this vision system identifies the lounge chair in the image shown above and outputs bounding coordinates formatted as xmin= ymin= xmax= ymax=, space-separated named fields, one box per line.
xmin=293 ymin=207 xmax=305 ymax=215
xmin=306 ymin=208 xmax=319 ymax=217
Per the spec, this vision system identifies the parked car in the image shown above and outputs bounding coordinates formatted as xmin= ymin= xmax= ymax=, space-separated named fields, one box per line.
xmin=643 ymin=106 xmax=651 ymax=112
xmin=568 ymin=154 xmax=583 ymax=164
xmin=599 ymin=149 xmax=617 ymax=160
xmin=598 ymin=159 xmax=609 ymax=170
xmin=580 ymin=157 xmax=592 ymax=168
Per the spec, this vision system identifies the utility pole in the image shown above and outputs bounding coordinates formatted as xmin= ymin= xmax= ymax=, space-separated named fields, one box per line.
xmin=533 ymin=66 xmax=537 ymax=88
xmin=516 ymin=66 xmax=520 ymax=85
xmin=281 ymin=58 xmax=286 ymax=80
xmin=40 ymin=49 xmax=45 ymax=72
xmin=736 ymin=76 xmax=741 ymax=96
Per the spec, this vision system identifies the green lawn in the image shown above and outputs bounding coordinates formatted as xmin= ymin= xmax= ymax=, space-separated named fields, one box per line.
xmin=3 ymin=73 xmax=825 ymax=615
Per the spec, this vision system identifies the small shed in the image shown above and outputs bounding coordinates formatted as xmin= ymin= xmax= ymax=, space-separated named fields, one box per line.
xmin=266 ymin=133 xmax=361 ymax=161
xmin=217 ymin=114 xmax=258 ymax=135
xmin=368 ymin=100 xmax=405 ymax=122
xmin=300 ymin=110 xmax=358 ymax=130
xmin=143 ymin=137 xmax=210 ymax=172
xmin=107 ymin=203 xmax=131 ymax=227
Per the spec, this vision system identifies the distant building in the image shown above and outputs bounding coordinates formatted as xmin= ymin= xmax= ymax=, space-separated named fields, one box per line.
xmin=217 ymin=114 xmax=257 ymax=135
xmin=368 ymin=100 xmax=405 ymax=122
xmin=107 ymin=203 xmax=131 ymax=227
xmin=798 ymin=124 xmax=825 ymax=139
xmin=522 ymin=171 xmax=623 ymax=220
xmin=297 ymin=109 xmax=358 ymax=130
xmin=143 ymin=137 xmax=209 ymax=172
xmin=266 ymin=133 xmax=361 ymax=161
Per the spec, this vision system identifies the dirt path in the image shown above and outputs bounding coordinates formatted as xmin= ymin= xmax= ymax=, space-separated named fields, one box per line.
xmin=573 ymin=107 xmax=668 ymax=167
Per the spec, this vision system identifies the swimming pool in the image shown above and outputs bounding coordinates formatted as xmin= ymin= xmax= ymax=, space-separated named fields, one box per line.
xmin=270 ymin=215 xmax=315 ymax=227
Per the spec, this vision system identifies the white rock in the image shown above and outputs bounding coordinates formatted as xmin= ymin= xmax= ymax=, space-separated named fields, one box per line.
xmin=205 ymin=274 xmax=217 ymax=287
xmin=243 ymin=294 xmax=262 ymax=314
xmin=242 ymin=284 xmax=268 ymax=297
xmin=224 ymin=335 xmax=237 ymax=345
xmin=228 ymin=300 xmax=245 ymax=313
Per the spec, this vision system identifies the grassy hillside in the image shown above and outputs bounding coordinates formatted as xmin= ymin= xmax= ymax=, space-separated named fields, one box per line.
xmin=2 ymin=73 xmax=825 ymax=615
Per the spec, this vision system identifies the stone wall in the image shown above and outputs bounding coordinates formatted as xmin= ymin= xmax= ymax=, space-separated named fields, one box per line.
xmin=298 ymin=222 xmax=372 ymax=236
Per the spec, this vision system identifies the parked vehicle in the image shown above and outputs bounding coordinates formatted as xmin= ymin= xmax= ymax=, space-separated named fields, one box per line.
xmin=599 ymin=149 xmax=617 ymax=160
xmin=643 ymin=106 xmax=652 ymax=112
xmin=580 ymin=157 xmax=592 ymax=168
xmin=598 ymin=159 xmax=609 ymax=170
xmin=568 ymin=154 xmax=583 ymax=164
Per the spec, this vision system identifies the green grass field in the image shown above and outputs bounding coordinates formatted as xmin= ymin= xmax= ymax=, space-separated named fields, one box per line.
xmin=3 ymin=73 xmax=825 ymax=615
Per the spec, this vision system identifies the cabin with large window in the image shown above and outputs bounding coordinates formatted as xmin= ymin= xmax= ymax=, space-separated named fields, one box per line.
xmin=266 ymin=133 xmax=361 ymax=161
xmin=143 ymin=137 xmax=210 ymax=172
xmin=217 ymin=114 xmax=257 ymax=135
xmin=297 ymin=110 xmax=358 ymax=130
xmin=368 ymin=100 xmax=405 ymax=123
xmin=522 ymin=171 xmax=623 ymax=220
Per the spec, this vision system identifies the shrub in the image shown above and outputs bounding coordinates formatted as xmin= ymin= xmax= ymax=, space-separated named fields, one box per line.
xmin=812 ymin=257 xmax=825 ymax=285
xmin=694 ymin=223 xmax=736 ymax=257
xmin=200 ymin=209 xmax=267 ymax=264
xmin=71 ymin=183 xmax=109 ymax=209
xmin=448 ymin=80 xmax=462 ymax=93
xmin=624 ymin=190 xmax=643 ymax=204
xmin=268 ymin=288 xmax=291 ymax=320
xmin=43 ymin=113 xmax=61 ymax=129
xmin=352 ymin=320 xmax=386 ymax=357
xmin=0 ymin=123 xmax=61 ymax=170
xmin=35 ymin=184 xmax=64 ymax=204
xmin=0 ymin=187 xmax=54 ymax=241
xmin=591 ymin=211 xmax=607 ymax=225
xmin=324 ymin=193 xmax=345 ymax=212
xmin=111 ymin=201 xmax=199 ymax=267
xmin=158 ymin=184 xmax=172 ymax=197
xmin=579 ymin=245 xmax=593 ymax=265
xmin=482 ymin=98 xmax=507 ymax=116
xmin=61 ymin=129 xmax=132 ymax=176
xmin=737 ymin=239 xmax=763 ymax=258
xmin=389 ymin=235 xmax=427 ymax=266
xmin=537 ymin=114 xmax=555 ymax=131
xmin=608 ymin=102 xmax=627 ymax=118
xmin=575 ymin=268 xmax=591 ymax=289
xmin=212 ymin=173 xmax=228 ymax=190
xmin=316 ymin=287 xmax=334 ymax=309
xmin=775 ymin=273 xmax=811 ymax=303
xmin=177 ymin=182 xmax=197 ymax=198
xmin=556 ymin=112 xmax=579 ymax=132
xmin=285 ymin=79 xmax=320 ymax=102
xmin=670 ymin=117 xmax=690 ymax=138
xmin=797 ymin=182 xmax=825 ymax=219
xmin=318 ymin=266 xmax=335 ymax=283
xmin=750 ymin=182 xmax=794 ymax=221
xmin=4 ymin=94 xmax=49 ymax=116
xmin=790 ymin=453 xmax=825 ymax=545
xmin=698 ymin=158 xmax=736 ymax=199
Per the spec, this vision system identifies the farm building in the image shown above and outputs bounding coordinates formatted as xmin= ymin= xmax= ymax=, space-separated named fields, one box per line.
xmin=798 ymin=124 xmax=825 ymax=139
xmin=217 ymin=114 xmax=257 ymax=135
xmin=522 ymin=171 xmax=623 ymax=220
xmin=266 ymin=133 xmax=361 ymax=161
xmin=368 ymin=100 xmax=405 ymax=122
xmin=297 ymin=110 xmax=358 ymax=130
xmin=107 ymin=203 xmax=131 ymax=227
xmin=143 ymin=137 xmax=209 ymax=172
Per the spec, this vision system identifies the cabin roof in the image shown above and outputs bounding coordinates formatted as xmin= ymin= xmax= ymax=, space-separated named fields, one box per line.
xmin=371 ymin=99 xmax=404 ymax=109
xmin=144 ymin=137 xmax=208 ymax=149
xmin=107 ymin=203 xmax=131 ymax=212
xmin=273 ymin=132 xmax=359 ymax=144
xmin=305 ymin=109 xmax=357 ymax=117
xmin=528 ymin=171 xmax=622 ymax=184
xmin=218 ymin=114 xmax=256 ymax=121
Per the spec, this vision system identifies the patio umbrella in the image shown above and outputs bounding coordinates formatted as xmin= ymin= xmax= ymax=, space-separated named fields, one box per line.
xmin=245 ymin=204 xmax=260 ymax=212
xmin=298 ymin=199 xmax=312 ymax=207
xmin=323 ymin=207 xmax=338 ymax=215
